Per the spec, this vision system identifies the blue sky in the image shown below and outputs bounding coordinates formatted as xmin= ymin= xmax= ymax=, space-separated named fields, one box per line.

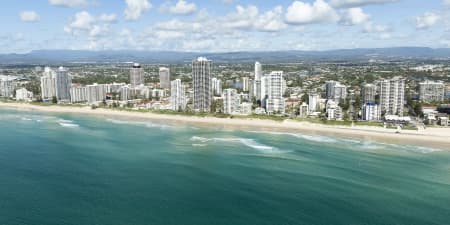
xmin=0 ymin=0 xmax=449 ymax=53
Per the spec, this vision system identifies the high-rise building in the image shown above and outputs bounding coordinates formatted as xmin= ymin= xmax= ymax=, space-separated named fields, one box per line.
xmin=70 ymin=86 xmax=87 ymax=103
xmin=362 ymin=84 xmax=377 ymax=104
xmin=55 ymin=66 xmax=72 ymax=102
xmin=171 ymin=79 xmax=186 ymax=111
xmin=86 ymin=83 xmax=107 ymax=103
xmin=0 ymin=75 xmax=15 ymax=98
xmin=40 ymin=67 xmax=56 ymax=100
xmin=15 ymin=88 xmax=33 ymax=101
xmin=379 ymin=77 xmax=405 ymax=116
xmin=159 ymin=67 xmax=170 ymax=89
xmin=326 ymin=81 xmax=347 ymax=102
xmin=326 ymin=100 xmax=342 ymax=120
xmin=211 ymin=78 xmax=222 ymax=96
xmin=253 ymin=62 xmax=262 ymax=100
xmin=192 ymin=57 xmax=212 ymax=112
xmin=261 ymin=71 xmax=285 ymax=114
xmin=419 ymin=80 xmax=445 ymax=103
xmin=242 ymin=77 xmax=249 ymax=92
xmin=223 ymin=88 xmax=240 ymax=114
xmin=130 ymin=63 xmax=144 ymax=87
xmin=309 ymin=92 xmax=319 ymax=113
xmin=362 ymin=103 xmax=381 ymax=121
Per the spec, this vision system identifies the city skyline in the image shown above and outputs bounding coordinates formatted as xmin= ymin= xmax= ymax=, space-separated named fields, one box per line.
xmin=2 ymin=0 xmax=450 ymax=53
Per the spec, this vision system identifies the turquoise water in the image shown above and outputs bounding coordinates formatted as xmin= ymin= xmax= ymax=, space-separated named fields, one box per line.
xmin=0 ymin=108 xmax=449 ymax=225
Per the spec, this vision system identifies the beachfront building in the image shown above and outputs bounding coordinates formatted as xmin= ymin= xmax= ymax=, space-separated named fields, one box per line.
xmin=0 ymin=75 xmax=16 ymax=98
xmin=419 ymin=80 xmax=445 ymax=103
xmin=299 ymin=102 xmax=309 ymax=117
xmin=170 ymin=79 xmax=186 ymax=111
xmin=362 ymin=103 xmax=381 ymax=121
xmin=362 ymin=84 xmax=377 ymax=104
xmin=70 ymin=86 xmax=88 ymax=103
xmin=240 ymin=102 xmax=252 ymax=115
xmin=55 ymin=66 xmax=71 ymax=103
xmin=15 ymin=88 xmax=33 ymax=101
xmin=40 ymin=67 xmax=56 ymax=100
xmin=326 ymin=100 xmax=342 ymax=120
xmin=326 ymin=81 xmax=347 ymax=102
xmin=242 ymin=77 xmax=249 ymax=92
xmin=211 ymin=78 xmax=222 ymax=96
xmin=159 ymin=67 xmax=170 ymax=89
xmin=379 ymin=77 xmax=405 ymax=116
xmin=192 ymin=57 xmax=212 ymax=113
xmin=120 ymin=86 xmax=130 ymax=101
xmin=253 ymin=62 xmax=262 ymax=101
xmin=223 ymin=88 xmax=240 ymax=114
xmin=309 ymin=92 xmax=320 ymax=114
xmin=130 ymin=63 xmax=144 ymax=87
xmin=261 ymin=71 xmax=285 ymax=114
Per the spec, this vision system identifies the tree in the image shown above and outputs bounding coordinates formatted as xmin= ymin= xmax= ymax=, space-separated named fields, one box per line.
xmin=52 ymin=96 xmax=57 ymax=104
xmin=301 ymin=92 xmax=309 ymax=104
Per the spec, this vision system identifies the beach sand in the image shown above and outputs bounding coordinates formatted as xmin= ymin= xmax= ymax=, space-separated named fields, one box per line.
xmin=1 ymin=102 xmax=449 ymax=149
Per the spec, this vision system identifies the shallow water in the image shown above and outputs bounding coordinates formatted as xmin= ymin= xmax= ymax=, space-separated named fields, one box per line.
xmin=0 ymin=109 xmax=449 ymax=225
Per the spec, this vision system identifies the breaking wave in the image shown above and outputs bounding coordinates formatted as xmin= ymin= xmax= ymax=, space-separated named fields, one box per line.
xmin=190 ymin=136 xmax=288 ymax=154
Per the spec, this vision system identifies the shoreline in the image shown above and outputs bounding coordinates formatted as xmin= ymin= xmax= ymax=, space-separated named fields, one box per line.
xmin=1 ymin=102 xmax=450 ymax=149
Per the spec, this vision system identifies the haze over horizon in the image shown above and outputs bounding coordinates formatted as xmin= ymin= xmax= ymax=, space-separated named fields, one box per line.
xmin=2 ymin=0 xmax=450 ymax=53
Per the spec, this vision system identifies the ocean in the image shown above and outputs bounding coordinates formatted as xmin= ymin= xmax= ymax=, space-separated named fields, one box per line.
xmin=0 ymin=108 xmax=449 ymax=225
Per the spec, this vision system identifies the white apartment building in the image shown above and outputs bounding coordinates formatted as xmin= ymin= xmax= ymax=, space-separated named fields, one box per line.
xmin=15 ymin=88 xmax=33 ymax=101
xmin=242 ymin=77 xmax=249 ymax=92
xmin=193 ymin=57 xmax=212 ymax=112
xmin=0 ymin=75 xmax=16 ymax=98
xmin=326 ymin=100 xmax=342 ymax=120
xmin=362 ymin=84 xmax=377 ymax=104
xmin=130 ymin=63 xmax=144 ymax=87
xmin=253 ymin=62 xmax=262 ymax=100
xmin=211 ymin=78 xmax=222 ymax=96
xmin=159 ymin=67 xmax=170 ymax=89
xmin=419 ymin=80 xmax=445 ymax=103
xmin=171 ymin=79 xmax=186 ymax=111
xmin=309 ymin=92 xmax=320 ymax=113
xmin=326 ymin=81 xmax=347 ymax=102
xmin=379 ymin=77 xmax=405 ymax=116
xmin=55 ymin=66 xmax=71 ymax=102
xmin=223 ymin=88 xmax=240 ymax=114
xmin=261 ymin=71 xmax=285 ymax=114
xmin=70 ymin=86 xmax=88 ymax=103
xmin=40 ymin=67 xmax=56 ymax=100
xmin=362 ymin=103 xmax=381 ymax=121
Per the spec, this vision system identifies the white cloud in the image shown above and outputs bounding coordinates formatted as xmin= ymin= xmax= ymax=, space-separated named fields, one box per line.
xmin=64 ymin=11 xmax=111 ymax=37
xmin=285 ymin=0 xmax=339 ymax=25
xmin=415 ymin=12 xmax=439 ymax=29
xmin=444 ymin=0 xmax=450 ymax=6
xmin=163 ymin=0 xmax=197 ymax=15
xmin=98 ymin=13 xmax=117 ymax=23
xmin=363 ymin=22 xmax=390 ymax=33
xmin=255 ymin=6 xmax=286 ymax=32
xmin=48 ymin=0 xmax=92 ymax=7
xmin=20 ymin=11 xmax=40 ymax=22
xmin=340 ymin=8 xmax=370 ymax=25
xmin=330 ymin=0 xmax=399 ymax=8
xmin=124 ymin=0 xmax=152 ymax=20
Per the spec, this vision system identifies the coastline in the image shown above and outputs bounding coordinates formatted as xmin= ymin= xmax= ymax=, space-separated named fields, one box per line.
xmin=1 ymin=102 xmax=450 ymax=149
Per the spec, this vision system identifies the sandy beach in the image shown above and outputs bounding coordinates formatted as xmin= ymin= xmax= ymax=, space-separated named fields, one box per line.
xmin=1 ymin=102 xmax=449 ymax=149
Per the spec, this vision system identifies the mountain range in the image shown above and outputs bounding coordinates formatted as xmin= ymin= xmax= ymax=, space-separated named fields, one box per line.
xmin=1 ymin=47 xmax=450 ymax=64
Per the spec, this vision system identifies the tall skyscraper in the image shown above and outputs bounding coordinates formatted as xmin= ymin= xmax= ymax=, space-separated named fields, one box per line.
xmin=253 ymin=62 xmax=262 ymax=101
xmin=171 ymin=79 xmax=186 ymax=111
xmin=261 ymin=71 xmax=285 ymax=114
xmin=223 ymin=88 xmax=240 ymax=114
xmin=0 ymin=75 xmax=15 ymax=98
xmin=362 ymin=84 xmax=377 ymax=104
xmin=379 ymin=77 xmax=405 ymax=116
xmin=40 ymin=67 xmax=56 ymax=100
xmin=55 ymin=66 xmax=71 ymax=102
xmin=242 ymin=77 xmax=249 ymax=92
xmin=211 ymin=78 xmax=222 ymax=96
xmin=419 ymin=80 xmax=445 ymax=103
xmin=130 ymin=63 xmax=144 ymax=87
xmin=192 ymin=57 xmax=212 ymax=112
xmin=159 ymin=67 xmax=170 ymax=89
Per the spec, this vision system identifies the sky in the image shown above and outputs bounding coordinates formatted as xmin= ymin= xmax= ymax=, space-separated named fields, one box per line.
xmin=1 ymin=0 xmax=450 ymax=53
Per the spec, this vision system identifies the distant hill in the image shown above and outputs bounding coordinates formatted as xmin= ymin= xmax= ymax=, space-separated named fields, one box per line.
xmin=1 ymin=47 xmax=450 ymax=64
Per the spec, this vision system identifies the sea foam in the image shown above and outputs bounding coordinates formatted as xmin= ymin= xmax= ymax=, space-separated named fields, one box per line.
xmin=190 ymin=136 xmax=287 ymax=154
